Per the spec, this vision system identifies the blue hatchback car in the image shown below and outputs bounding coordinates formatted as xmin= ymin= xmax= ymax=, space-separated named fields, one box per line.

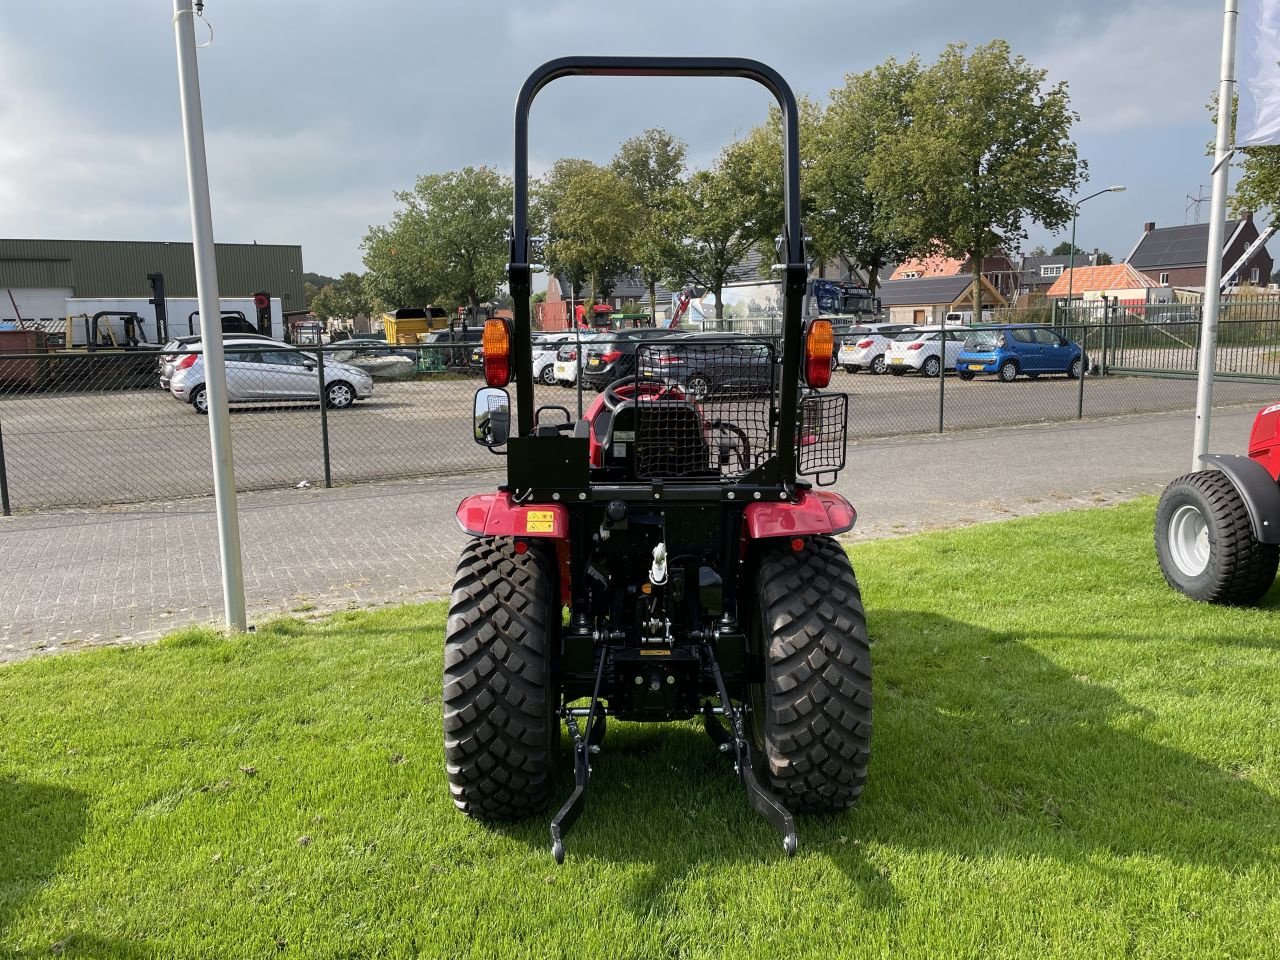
xmin=955 ymin=324 xmax=1085 ymax=382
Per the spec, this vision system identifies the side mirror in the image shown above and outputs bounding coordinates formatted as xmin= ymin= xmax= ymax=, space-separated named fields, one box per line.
xmin=474 ymin=387 xmax=511 ymax=447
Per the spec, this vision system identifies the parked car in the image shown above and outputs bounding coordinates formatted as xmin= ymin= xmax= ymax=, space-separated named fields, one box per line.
xmin=836 ymin=323 xmax=918 ymax=374
xmin=582 ymin=327 xmax=682 ymax=392
xmin=169 ymin=338 xmax=374 ymax=414
xmin=885 ymin=326 xmax=968 ymax=376
xmin=637 ymin=332 xmax=775 ymax=399
xmin=955 ymin=325 xmax=1084 ymax=382
xmin=552 ymin=333 xmax=601 ymax=385
xmin=532 ymin=333 xmax=578 ymax=385
xmin=158 ymin=332 xmax=275 ymax=389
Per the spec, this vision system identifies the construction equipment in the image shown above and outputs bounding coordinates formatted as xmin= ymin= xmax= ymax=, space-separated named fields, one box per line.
xmin=444 ymin=57 xmax=869 ymax=863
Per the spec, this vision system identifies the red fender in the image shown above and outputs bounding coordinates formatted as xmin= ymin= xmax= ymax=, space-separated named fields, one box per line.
xmin=742 ymin=490 xmax=856 ymax=539
xmin=455 ymin=493 xmax=569 ymax=539
xmin=1249 ymin=402 xmax=1280 ymax=480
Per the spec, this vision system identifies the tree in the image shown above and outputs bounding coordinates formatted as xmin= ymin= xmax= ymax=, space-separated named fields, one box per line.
xmin=811 ymin=59 xmax=921 ymax=292
xmin=612 ymin=129 xmax=688 ymax=322
xmin=870 ymin=40 xmax=1087 ymax=319
xmin=309 ymin=271 xmax=372 ymax=324
xmin=1027 ymin=245 xmax=1048 ymax=257
xmin=670 ymin=157 xmax=762 ymax=319
xmin=362 ymin=166 xmax=510 ymax=314
xmin=1051 ymin=241 xmax=1085 ymax=256
xmin=536 ymin=160 xmax=636 ymax=302
xmin=1094 ymin=251 xmax=1114 ymax=265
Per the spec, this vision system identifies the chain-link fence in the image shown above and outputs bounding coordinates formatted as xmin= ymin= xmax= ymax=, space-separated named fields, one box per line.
xmin=2 ymin=314 xmax=1278 ymax=513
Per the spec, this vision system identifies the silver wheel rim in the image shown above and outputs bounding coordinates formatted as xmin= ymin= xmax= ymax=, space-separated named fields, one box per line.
xmin=1168 ymin=504 xmax=1210 ymax=577
xmin=195 ymin=389 xmax=207 ymax=413
xmin=925 ymin=358 xmax=939 ymax=376
xmin=1001 ymin=363 xmax=1016 ymax=381
xmin=872 ymin=356 xmax=885 ymax=373
xmin=330 ymin=385 xmax=352 ymax=406
xmin=1072 ymin=358 xmax=1082 ymax=377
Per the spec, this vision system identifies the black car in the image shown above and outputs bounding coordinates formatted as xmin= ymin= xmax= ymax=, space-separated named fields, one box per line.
xmin=636 ymin=332 xmax=776 ymax=400
xmin=580 ymin=327 xmax=683 ymax=391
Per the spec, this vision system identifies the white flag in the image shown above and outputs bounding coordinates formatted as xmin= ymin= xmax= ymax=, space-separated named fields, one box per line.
xmin=1237 ymin=0 xmax=1280 ymax=146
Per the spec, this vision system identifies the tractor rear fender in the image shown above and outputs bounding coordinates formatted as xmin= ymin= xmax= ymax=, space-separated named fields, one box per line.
xmin=743 ymin=490 xmax=856 ymax=540
xmin=455 ymin=493 xmax=569 ymax=540
xmin=1201 ymin=454 xmax=1280 ymax=544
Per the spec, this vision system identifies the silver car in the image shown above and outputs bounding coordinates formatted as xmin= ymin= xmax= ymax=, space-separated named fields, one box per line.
xmin=169 ymin=339 xmax=374 ymax=414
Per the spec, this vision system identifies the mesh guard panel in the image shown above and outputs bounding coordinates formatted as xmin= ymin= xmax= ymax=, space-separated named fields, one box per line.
xmin=634 ymin=338 xmax=777 ymax=480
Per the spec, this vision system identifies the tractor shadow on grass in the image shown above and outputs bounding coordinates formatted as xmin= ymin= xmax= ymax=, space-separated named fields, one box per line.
xmin=498 ymin=607 xmax=1277 ymax=921
xmin=0 ymin=778 xmax=152 ymax=959
xmin=858 ymin=610 xmax=1279 ymax=871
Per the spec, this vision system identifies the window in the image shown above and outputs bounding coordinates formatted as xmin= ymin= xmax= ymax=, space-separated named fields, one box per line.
xmin=1011 ymin=328 xmax=1036 ymax=343
xmin=1032 ymin=328 xmax=1062 ymax=345
xmin=1160 ymin=272 xmax=1170 ymax=286
xmin=261 ymin=350 xmax=309 ymax=366
xmin=1040 ymin=264 xmax=1064 ymax=278
xmin=1251 ymin=267 xmax=1261 ymax=284
xmin=900 ymin=271 xmax=922 ymax=279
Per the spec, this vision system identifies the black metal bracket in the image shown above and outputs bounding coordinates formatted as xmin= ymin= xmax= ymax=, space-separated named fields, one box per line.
xmin=701 ymin=645 xmax=798 ymax=856
xmin=549 ymin=647 xmax=609 ymax=863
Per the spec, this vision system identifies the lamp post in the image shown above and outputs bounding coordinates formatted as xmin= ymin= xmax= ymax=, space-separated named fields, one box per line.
xmin=1068 ymin=185 xmax=1126 ymax=418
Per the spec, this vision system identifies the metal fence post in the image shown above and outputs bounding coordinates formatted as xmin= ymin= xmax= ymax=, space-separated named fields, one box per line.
xmin=1076 ymin=302 xmax=1086 ymax=420
xmin=0 ymin=418 xmax=11 ymax=517
xmin=937 ymin=311 xmax=946 ymax=433
xmin=315 ymin=347 xmax=332 ymax=488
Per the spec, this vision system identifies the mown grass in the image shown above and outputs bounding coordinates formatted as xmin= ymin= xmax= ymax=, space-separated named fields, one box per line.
xmin=2 ymin=500 xmax=1278 ymax=959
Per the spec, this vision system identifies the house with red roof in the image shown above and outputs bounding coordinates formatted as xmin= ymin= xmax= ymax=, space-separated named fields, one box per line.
xmin=1045 ymin=263 xmax=1156 ymax=303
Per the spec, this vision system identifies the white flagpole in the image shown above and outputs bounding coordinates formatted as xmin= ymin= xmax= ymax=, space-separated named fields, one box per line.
xmin=1193 ymin=0 xmax=1241 ymax=470
xmin=173 ymin=0 xmax=247 ymax=631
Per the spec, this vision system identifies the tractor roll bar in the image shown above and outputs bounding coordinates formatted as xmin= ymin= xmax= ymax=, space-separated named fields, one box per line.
xmin=508 ymin=57 xmax=807 ymax=484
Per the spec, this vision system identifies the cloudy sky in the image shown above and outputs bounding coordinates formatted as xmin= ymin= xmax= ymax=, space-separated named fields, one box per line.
xmin=0 ymin=1 xmax=1236 ymax=276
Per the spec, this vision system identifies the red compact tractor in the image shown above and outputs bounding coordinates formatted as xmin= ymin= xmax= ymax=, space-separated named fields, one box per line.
xmin=444 ymin=58 xmax=869 ymax=862
xmin=1155 ymin=402 xmax=1280 ymax=604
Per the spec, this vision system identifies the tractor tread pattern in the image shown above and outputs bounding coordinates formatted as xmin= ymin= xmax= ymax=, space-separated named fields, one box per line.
xmin=442 ymin=538 xmax=557 ymax=820
xmin=1156 ymin=470 xmax=1278 ymax=605
xmin=757 ymin=536 xmax=872 ymax=813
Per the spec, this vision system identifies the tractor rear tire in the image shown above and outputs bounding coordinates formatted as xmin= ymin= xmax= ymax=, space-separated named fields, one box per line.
xmin=443 ymin=538 xmax=559 ymax=820
xmin=751 ymin=536 xmax=872 ymax=814
xmin=1155 ymin=470 xmax=1278 ymax=605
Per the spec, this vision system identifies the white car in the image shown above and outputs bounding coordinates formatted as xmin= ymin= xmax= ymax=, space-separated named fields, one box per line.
xmin=551 ymin=333 xmax=598 ymax=385
xmin=885 ymin=326 xmax=969 ymax=377
xmin=169 ymin=338 xmax=374 ymax=414
xmin=837 ymin=323 xmax=917 ymax=374
xmin=533 ymin=333 xmax=578 ymax=385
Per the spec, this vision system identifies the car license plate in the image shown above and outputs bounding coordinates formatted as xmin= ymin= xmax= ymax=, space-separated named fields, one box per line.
xmin=588 ymin=358 xmax=599 ymax=367
xmin=891 ymin=357 xmax=903 ymax=364
xmin=968 ymin=364 xmax=985 ymax=371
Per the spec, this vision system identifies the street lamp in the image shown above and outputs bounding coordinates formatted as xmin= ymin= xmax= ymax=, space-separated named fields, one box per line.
xmin=1067 ymin=185 xmax=1126 ymax=417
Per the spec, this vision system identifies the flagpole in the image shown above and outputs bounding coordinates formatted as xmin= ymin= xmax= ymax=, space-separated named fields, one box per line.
xmin=1193 ymin=0 xmax=1241 ymax=470
xmin=173 ymin=0 xmax=247 ymax=631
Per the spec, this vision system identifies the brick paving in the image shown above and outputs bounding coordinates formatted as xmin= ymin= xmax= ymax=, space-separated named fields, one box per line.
xmin=0 ymin=405 xmax=1265 ymax=665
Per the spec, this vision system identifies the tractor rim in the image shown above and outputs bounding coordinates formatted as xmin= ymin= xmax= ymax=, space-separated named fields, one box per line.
xmin=1168 ymin=503 xmax=1210 ymax=577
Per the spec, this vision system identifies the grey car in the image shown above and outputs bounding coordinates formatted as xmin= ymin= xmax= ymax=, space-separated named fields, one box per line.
xmin=169 ymin=339 xmax=374 ymax=414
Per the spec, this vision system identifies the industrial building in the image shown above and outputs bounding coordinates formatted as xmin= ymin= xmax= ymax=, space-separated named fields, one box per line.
xmin=1 ymin=238 xmax=305 ymax=324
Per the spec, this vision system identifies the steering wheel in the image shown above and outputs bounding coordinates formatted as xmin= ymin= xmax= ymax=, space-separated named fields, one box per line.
xmin=603 ymin=375 xmax=686 ymax=412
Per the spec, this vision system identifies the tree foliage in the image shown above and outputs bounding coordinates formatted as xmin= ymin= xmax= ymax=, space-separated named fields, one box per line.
xmin=309 ymin=272 xmax=372 ymax=323
xmin=870 ymin=40 xmax=1087 ymax=317
xmin=362 ymin=167 xmax=510 ymax=311
xmin=810 ymin=59 xmax=921 ymax=292
xmin=670 ymin=156 xmax=762 ymax=319
xmin=612 ymin=129 xmax=688 ymax=322
xmin=536 ymin=159 xmax=636 ymax=302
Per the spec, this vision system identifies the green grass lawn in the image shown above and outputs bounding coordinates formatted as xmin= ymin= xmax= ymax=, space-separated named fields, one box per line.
xmin=2 ymin=500 xmax=1279 ymax=959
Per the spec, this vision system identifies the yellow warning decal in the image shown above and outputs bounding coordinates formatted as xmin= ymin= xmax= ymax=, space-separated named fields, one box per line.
xmin=639 ymin=649 xmax=671 ymax=657
xmin=525 ymin=510 xmax=555 ymax=533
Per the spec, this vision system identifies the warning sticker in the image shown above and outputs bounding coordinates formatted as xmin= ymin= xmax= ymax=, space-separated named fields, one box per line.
xmin=525 ymin=510 xmax=555 ymax=533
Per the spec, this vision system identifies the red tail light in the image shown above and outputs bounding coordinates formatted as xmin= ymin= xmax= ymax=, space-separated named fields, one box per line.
xmin=654 ymin=354 xmax=681 ymax=364
xmin=804 ymin=319 xmax=833 ymax=388
xmin=857 ymin=339 xmax=874 ymax=348
xmin=600 ymin=350 xmax=623 ymax=363
xmin=907 ymin=342 xmax=924 ymax=351
xmin=176 ymin=354 xmax=198 ymax=370
xmin=482 ymin=318 xmax=512 ymax=387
